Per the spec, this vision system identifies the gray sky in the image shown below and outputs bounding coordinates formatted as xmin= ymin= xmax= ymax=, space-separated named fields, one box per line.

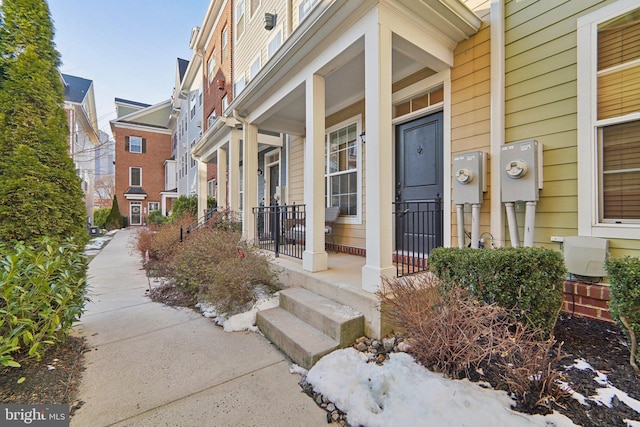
xmin=48 ymin=0 xmax=211 ymax=137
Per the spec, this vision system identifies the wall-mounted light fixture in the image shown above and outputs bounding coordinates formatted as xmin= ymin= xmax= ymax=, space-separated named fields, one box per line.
xmin=257 ymin=168 xmax=264 ymax=176
xmin=359 ymin=131 xmax=366 ymax=144
xmin=264 ymin=12 xmax=277 ymax=30
xmin=215 ymin=79 xmax=225 ymax=91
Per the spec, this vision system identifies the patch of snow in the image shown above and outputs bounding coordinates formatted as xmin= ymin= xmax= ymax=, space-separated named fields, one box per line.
xmin=306 ymin=348 xmax=577 ymax=427
xmin=289 ymin=364 xmax=308 ymax=376
xmin=625 ymin=419 xmax=640 ymax=427
xmin=558 ymin=381 xmax=589 ymax=406
xmin=564 ymin=358 xmax=640 ymax=414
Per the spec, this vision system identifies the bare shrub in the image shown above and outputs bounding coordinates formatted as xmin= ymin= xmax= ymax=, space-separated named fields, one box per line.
xmin=496 ymin=330 xmax=569 ymax=412
xmin=168 ymin=226 xmax=280 ymax=316
xmin=379 ymin=274 xmax=568 ymax=411
xmin=379 ymin=274 xmax=513 ymax=377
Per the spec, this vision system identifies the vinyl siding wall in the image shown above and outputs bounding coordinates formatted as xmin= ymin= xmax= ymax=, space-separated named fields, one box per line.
xmin=450 ymin=2 xmax=492 ymax=247
xmin=504 ymin=0 xmax=640 ymax=257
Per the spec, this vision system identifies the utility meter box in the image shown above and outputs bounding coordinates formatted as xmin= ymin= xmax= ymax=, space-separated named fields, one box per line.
xmin=501 ymin=140 xmax=542 ymax=202
xmin=453 ymin=151 xmax=486 ymax=204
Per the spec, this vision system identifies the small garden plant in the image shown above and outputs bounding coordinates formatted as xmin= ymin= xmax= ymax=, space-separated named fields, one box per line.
xmin=604 ymin=256 xmax=640 ymax=375
xmin=0 ymin=239 xmax=88 ymax=367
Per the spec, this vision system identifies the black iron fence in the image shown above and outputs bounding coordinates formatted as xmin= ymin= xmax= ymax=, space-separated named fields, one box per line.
xmin=179 ymin=208 xmax=218 ymax=242
xmin=393 ymin=199 xmax=442 ymax=277
xmin=253 ymin=203 xmax=306 ymax=259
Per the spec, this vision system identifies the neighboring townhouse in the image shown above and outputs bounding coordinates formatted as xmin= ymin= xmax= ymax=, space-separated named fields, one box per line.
xmin=171 ymin=58 xmax=195 ymax=197
xmin=61 ymin=73 xmax=100 ymax=224
xmin=188 ymin=0 xmax=639 ymax=345
xmin=94 ymin=129 xmax=115 ymax=209
xmin=110 ymin=98 xmax=173 ymax=225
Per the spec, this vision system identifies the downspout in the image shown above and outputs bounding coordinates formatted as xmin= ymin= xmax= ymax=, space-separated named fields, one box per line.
xmin=490 ymin=0 xmax=506 ymax=247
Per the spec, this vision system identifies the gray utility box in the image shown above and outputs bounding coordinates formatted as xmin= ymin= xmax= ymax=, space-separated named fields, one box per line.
xmin=453 ymin=151 xmax=486 ymax=204
xmin=501 ymin=139 xmax=542 ymax=202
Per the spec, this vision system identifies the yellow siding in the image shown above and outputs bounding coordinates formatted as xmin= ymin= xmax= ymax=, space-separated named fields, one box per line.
xmin=288 ymin=135 xmax=304 ymax=205
xmin=504 ymin=0 xmax=638 ymax=258
xmin=451 ymin=13 xmax=492 ymax=246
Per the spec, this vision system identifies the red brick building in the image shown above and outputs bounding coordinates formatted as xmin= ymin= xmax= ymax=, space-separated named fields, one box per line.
xmin=110 ymin=98 xmax=173 ymax=225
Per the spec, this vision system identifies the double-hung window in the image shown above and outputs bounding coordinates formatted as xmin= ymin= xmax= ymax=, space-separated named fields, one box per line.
xmin=578 ymin=1 xmax=640 ymax=239
xmin=127 ymin=136 xmax=143 ymax=153
xmin=208 ymin=49 xmax=216 ymax=84
xmin=130 ymin=167 xmax=142 ymax=187
xmin=325 ymin=118 xmax=362 ymax=223
xmin=267 ymin=29 xmax=282 ymax=60
xmin=222 ymin=26 xmax=229 ymax=63
xmin=236 ymin=0 xmax=245 ymax=40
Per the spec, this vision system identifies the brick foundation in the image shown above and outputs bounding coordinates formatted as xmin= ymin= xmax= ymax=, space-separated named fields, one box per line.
xmin=562 ymin=280 xmax=614 ymax=323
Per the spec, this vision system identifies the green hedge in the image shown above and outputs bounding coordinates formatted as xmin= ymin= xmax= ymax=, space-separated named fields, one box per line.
xmin=604 ymin=256 xmax=640 ymax=368
xmin=429 ymin=247 xmax=566 ymax=336
xmin=0 ymin=239 xmax=88 ymax=367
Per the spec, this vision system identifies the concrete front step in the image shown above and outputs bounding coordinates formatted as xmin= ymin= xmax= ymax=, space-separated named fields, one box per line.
xmin=256 ymin=307 xmax=339 ymax=369
xmin=279 ymin=287 xmax=364 ymax=348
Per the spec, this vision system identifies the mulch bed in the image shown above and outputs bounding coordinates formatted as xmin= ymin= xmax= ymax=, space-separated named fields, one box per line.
xmin=0 ymin=336 xmax=86 ymax=414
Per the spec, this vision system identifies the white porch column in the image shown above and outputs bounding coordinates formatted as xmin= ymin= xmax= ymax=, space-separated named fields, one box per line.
xmin=242 ymin=123 xmax=259 ymax=239
xmin=197 ymin=159 xmax=208 ymax=223
xmin=161 ymin=194 xmax=168 ymax=216
xmin=302 ymin=74 xmax=328 ymax=272
xmin=228 ymin=135 xmax=240 ymax=213
xmin=362 ymin=23 xmax=395 ymax=292
xmin=217 ymin=147 xmax=228 ymax=208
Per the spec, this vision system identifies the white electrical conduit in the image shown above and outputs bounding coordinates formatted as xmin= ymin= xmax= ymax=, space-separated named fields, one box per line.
xmin=524 ymin=201 xmax=537 ymax=247
xmin=505 ymin=202 xmax=520 ymax=247
xmin=471 ymin=204 xmax=481 ymax=249
xmin=456 ymin=204 xmax=465 ymax=248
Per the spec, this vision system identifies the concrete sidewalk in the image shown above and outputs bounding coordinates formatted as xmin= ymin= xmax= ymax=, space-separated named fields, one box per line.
xmin=71 ymin=228 xmax=326 ymax=427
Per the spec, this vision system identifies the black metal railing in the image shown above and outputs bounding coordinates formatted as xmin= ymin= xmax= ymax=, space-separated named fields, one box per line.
xmin=253 ymin=203 xmax=306 ymax=259
xmin=179 ymin=208 xmax=218 ymax=242
xmin=393 ymin=198 xmax=442 ymax=277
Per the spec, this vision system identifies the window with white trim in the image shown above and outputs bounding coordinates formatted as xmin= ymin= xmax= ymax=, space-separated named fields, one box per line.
xmin=208 ymin=49 xmax=216 ymax=84
xmin=250 ymin=0 xmax=261 ymax=17
xmin=221 ymin=95 xmax=228 ymax=112
xmin=234 ymin=75 xmax=246 ymax=96
xmin=208 ymin=111 xmax=216 ymax=128
xmin=325 ymin=118 xmax=362 ymax=223
xmin=249 ymin=56 xmax=261 ymax=81
xmin=221 ymin=26 xmax=229 ymax=63
xmin=299 ymin=0 xmax=319 ymax=22
xmin=236 ymin=0 xmax=245 ymax=40
xmin=148 ymin=202 xmax=159 ymax=212
xmin=130 ymin=167 xmax=142 ymax=187
xmin=578 ymin=1 xmax=640 ymax=239
xmin=128 ymin=136 xmax=143 ymax=153
xmin=267 ymin=29 xmax=282 ymax=60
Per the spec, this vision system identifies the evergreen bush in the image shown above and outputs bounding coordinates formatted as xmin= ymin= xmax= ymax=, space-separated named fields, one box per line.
xmin=0 ymin=238 xmax=88 ymax=367
xmin=105 ymin=196 xmax=123 ymax=230
xmin=93 ymin=207 xmax=111 ymax=229
xmin=429 ymin=247 xmax=566 ymax=336
xmin=0 ymin=0 xmax=88 ymax=247
xmin=604 ymin=256 xmax=640 ymax=374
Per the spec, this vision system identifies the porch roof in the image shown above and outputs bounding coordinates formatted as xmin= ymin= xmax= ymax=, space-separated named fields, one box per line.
xmin=224 ymin=0 xmax=481 ymax=135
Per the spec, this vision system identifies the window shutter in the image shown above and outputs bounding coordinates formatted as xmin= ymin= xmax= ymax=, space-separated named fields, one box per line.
xmin=125 ymin=136 xmax=130 ymax=152
xmin=142 ymin=138 xmax=147 ymax=153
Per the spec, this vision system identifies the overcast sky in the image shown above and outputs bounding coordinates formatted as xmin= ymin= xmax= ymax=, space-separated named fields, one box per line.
xmin=48 ymin=0 xmax=211 ymax=138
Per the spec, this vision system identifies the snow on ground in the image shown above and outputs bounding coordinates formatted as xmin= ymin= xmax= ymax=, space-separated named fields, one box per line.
xmin=196 ymin=291 xmax=279 ymax=332
xmin=303 ymin=348 xmax=577 ymax=427
xmin=564 ymin=358 xmax=640 ymax=414
xmin=84 ymin=231 xmax=116 ymax=256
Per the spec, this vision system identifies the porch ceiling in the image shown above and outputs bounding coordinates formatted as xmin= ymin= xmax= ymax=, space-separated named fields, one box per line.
xmin=230 ymin=0 xmax=481 ymax=136
xmin=253 ymin=42 xmax=437 ymax=135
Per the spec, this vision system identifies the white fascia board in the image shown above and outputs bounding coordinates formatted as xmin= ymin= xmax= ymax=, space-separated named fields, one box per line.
xmin=110 ymin=121 xmax=172 ymax=135
xmin=181 ymin=54 xmax=203 ymax=89
xmin=195 ymin=0 xmax=227 ymax=51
